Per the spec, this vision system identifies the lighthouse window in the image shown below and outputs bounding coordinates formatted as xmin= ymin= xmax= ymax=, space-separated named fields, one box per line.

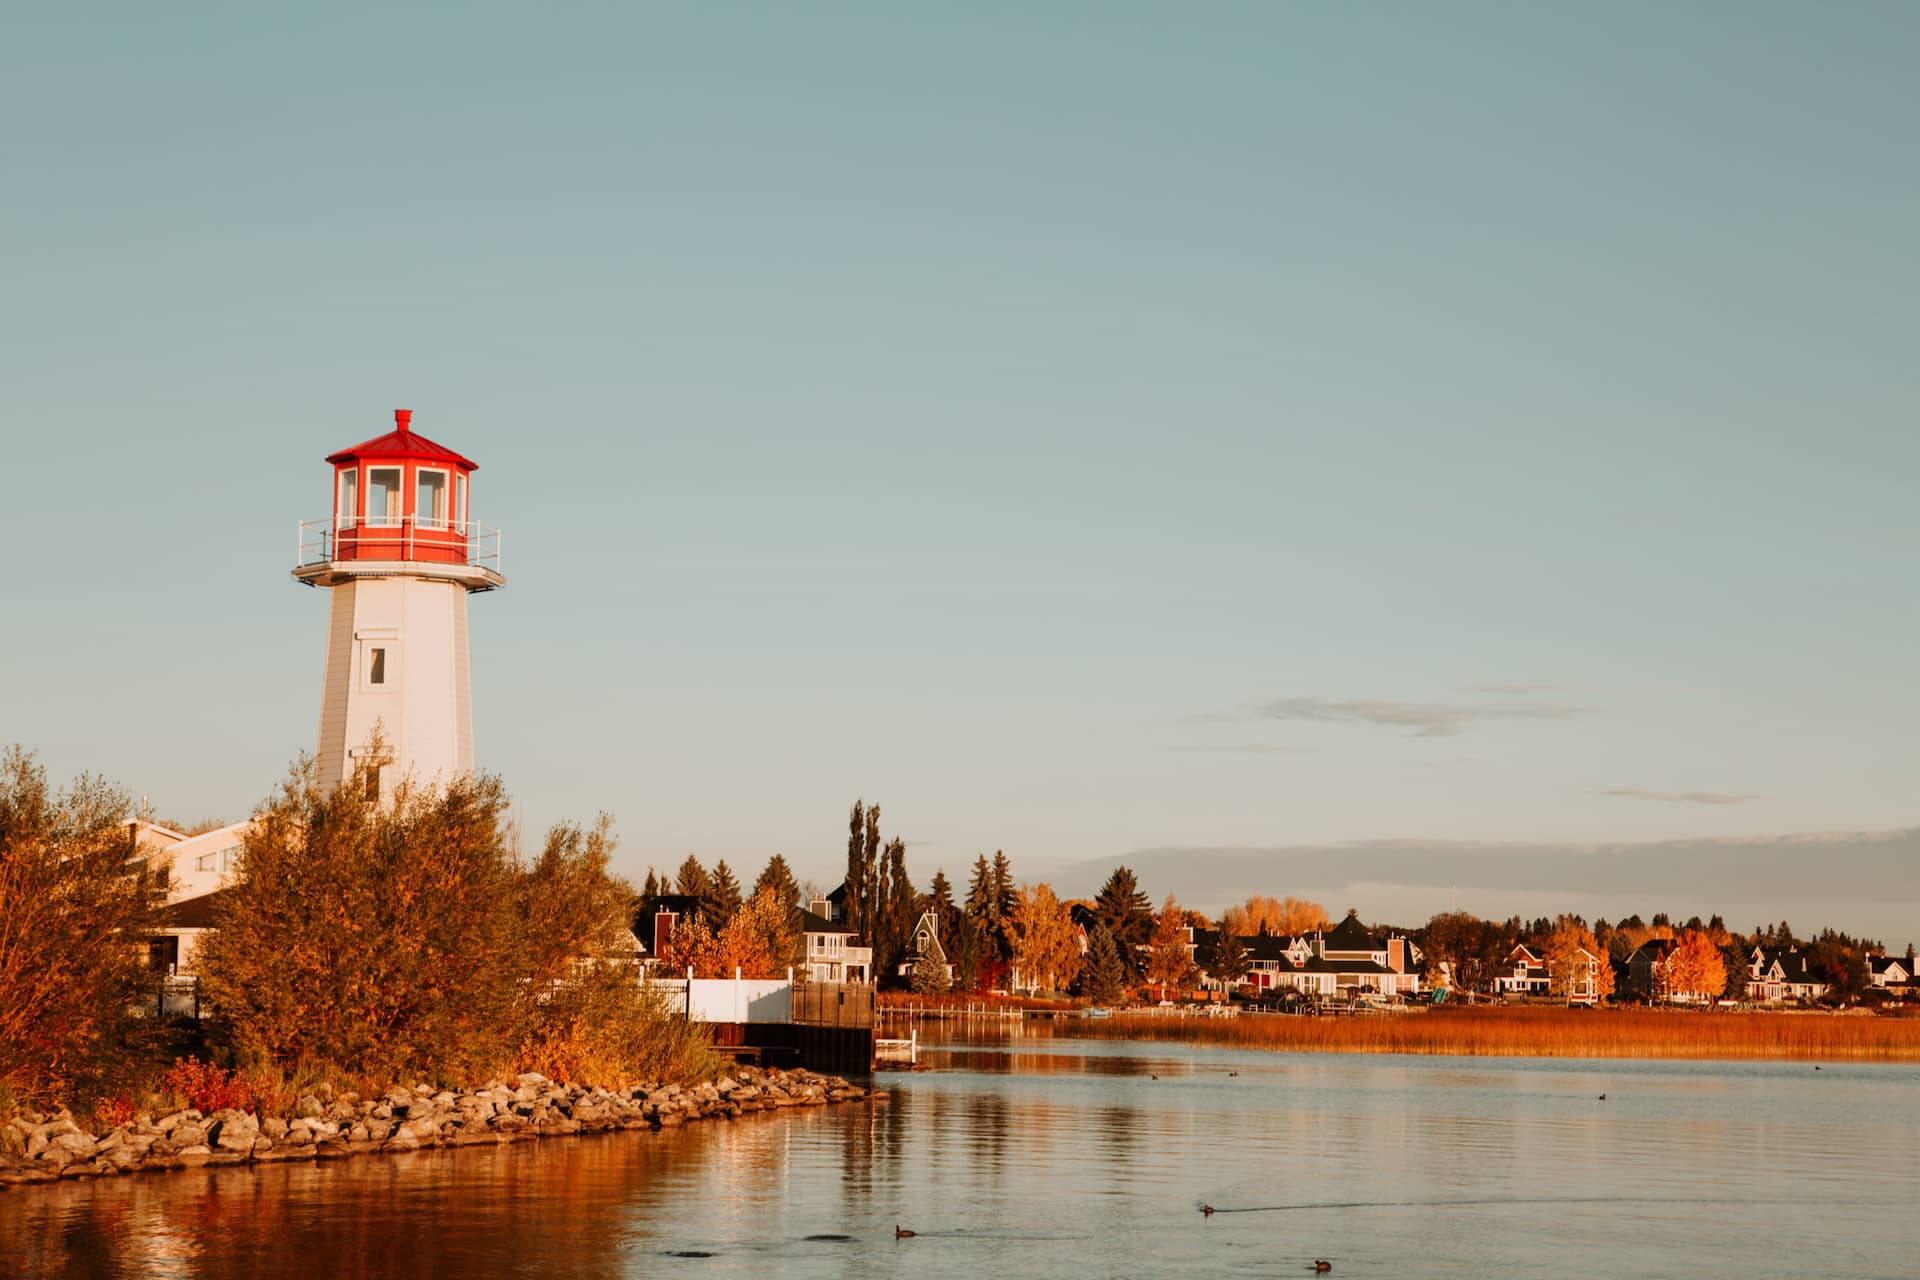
xmin=368 ymin=647 xmax=387 ymax=685
xmin=338 ymin=468 xmax=359 ymax=529
xmin=417 ymin=470 xmax=447 ymax=530
xmin=367 ymin=468 xmax=402 ymax=526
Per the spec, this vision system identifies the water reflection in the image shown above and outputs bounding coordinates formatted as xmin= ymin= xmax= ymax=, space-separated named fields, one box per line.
xmin=8 ymin=1036 xmax=1919 ymax=1280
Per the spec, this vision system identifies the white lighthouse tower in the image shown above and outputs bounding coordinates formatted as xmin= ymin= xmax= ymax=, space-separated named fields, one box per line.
xmin=293 ymin=410 xmax=504 ymax=797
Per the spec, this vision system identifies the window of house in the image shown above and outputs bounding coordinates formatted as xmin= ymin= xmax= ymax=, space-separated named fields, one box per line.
xmin=338 ymin=468 xmax=359 ymax=528
xmin=454 ymin=473 xmax=467 ymax=528
xmin=368 ymin=647 xmax=387 ymax=685
xmin=417 ymin=470 xmax=447 ymax=529
xmin=368 ymin=467 xmax=402 ymax=525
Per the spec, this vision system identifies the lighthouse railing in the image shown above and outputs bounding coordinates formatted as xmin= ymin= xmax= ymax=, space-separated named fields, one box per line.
xmin=297 ymin=517 xmax=503 ymax=578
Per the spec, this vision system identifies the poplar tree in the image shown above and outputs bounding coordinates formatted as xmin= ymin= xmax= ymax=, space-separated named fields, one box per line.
xmin=845 ymin=800 xmax=882 ymax=940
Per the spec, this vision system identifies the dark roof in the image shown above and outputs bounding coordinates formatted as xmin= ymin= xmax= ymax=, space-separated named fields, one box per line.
xmin=826 ymin=883 xmax=848 ymax=904
xmin=1759 ymin=949 xmax=1822 ymax=983
xmin=161 ymin=889 xmax=228 ymax=930
xmin=326 ymin=414 xmax=477 ymax=470
xmin=797 ymin=907 xmax=862 ymax=944
xmin=1322 ymin=913 xmax=1381 ymax=953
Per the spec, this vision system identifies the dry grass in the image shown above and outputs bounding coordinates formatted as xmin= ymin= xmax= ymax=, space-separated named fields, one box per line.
xmin=1074 ymin=1006 xmax=1920 ymax=1062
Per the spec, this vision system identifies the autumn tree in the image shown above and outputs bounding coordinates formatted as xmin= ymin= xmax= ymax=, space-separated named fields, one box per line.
xmin=201 ymin=756 xmax=527 ymax=1082
xmin=1146 ymin=894 xmax=1197 ymax=994
xmin=1660 ymin=928 xmax=1727 ymax=1003
xmin=844 ymin=800 xmax=882 ymax=944
xmin=1092 ymin=867 xmax=1153 ymax=976
xmin=1011 ymin=883 xmax=1082 ymax=994
xmin=1078 ymin=924 xmax=1128 ymax=1005
xmin=1542 ymin=917 xmax=1614 ymax=1004
xmin=1418 ymin=911 xmax=1507 ymax=992
xmin=0 ymin=747 xmax=158 ymax=1106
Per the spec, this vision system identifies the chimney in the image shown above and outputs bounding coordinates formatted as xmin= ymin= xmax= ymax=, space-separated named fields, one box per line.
xmin=810 ymin=898 xmax=831 ymax=920
xmin=653 ymin=909 xmax=678 ymax=959
xmin=395 ymin=408 xmax=412 ymax=435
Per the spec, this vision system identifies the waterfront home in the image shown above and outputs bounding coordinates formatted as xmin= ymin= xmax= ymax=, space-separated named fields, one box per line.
xmin=800 ymin=898 xmax=873 ymax=984
xmin=1496 ymin=942 xmax=1605 ymax=1003
xmin=1868 ymin=951 xmax=1917 ymax=996
xmin=128 ymin=819 xmax=255 ymax=986
xmin=897 ymin=910 xmax=952 ymax=987
xmin=1193 ymin=913 xmax=1422 ymax=999
xmin=1745 ymin=947 xmax=1830 ymax=1004
xmin=633 ymin=893 xmax=705 ymax=970
xmin=1495 ymin=944 xmax=1552 ymax=997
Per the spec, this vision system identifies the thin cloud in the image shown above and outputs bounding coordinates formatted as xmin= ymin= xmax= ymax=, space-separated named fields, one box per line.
xmin=1165 ymin=744 xmax=1310 ymax=755
xmin=1474 ymin=682 xmax=1562 ymax=695
xmin=1593 ymin=788 xmax=1756 ymax=806
xmin=1244 ymin=696 xmax=1584 ymax=739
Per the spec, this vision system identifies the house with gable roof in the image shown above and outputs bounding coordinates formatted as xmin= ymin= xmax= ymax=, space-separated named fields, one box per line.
xmin=897 ymin=910 xmax=952 ymax=987
xmin=1745 ymin=946 xmax=1829 ymax=1004
xmin=1498 ymin=941 xmax=1606 ymax=1003
xmin=1191 ymin=911 xmax=1422 ymax=1000
xmin=1868 ymin=951 xmax=1918 ymax=996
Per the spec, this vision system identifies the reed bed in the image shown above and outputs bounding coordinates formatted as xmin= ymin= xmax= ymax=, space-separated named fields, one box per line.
xmin=1074 ymin=1006 xmax=1920 ymax=1062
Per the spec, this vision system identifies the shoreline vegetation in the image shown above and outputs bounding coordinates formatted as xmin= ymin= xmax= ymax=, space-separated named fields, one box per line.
xmin=1067 ymin=1006 xmax=1920 ymax=1062
xmin=0 ymin=1064 xmax=875 ymax=1190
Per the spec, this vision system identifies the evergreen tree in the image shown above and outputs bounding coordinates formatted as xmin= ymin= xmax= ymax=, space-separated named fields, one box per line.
xmin=753 ymin=854 xmax=801 ymax=912
xmin=641 ymin=868 xmax=659 ymax=898
xmin=948 ymin=912 xmax=984 ymax=994
xmin=675 ymin=855 xmax=710 ymax=910
xmin=1079 ymin=925 xmax=1128 ymax=1005
xmin=990 ymin=850 xmax=1016 ymax=955
xmin=709 ymin=859 xmax=742 ymax=925
xmin=1208 ymin=924 xmax=1250 ymax=990
xmin=1092 ymin=866 xmax=1153 ymax=976
xmin=927 ymin=868 xmax=956 ymax=935
xmin=909 ymin=947 xmax=949 ymax=994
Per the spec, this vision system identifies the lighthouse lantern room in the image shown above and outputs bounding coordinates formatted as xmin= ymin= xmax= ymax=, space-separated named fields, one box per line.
xmin=293 ymin=410 xmax=504 ymax=797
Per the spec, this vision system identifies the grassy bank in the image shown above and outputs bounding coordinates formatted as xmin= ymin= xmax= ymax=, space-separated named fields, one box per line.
xmin=1071 ymin=1006 xmax=1920 ymax=1062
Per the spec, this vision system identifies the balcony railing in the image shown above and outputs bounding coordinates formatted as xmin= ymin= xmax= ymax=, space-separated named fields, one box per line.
xmin=297 ymin=516 xmax=503 ymax=578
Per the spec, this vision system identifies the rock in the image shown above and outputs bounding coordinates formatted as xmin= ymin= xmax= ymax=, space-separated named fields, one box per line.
xmin=174 ymin=1145 xmax=214 ymax=1167
xmin=25 ymin=1131 xmax=49 ymax=1158
xmin=51 ymin=1132 xmax=98 ymax=1159
xmin=517 ymin=1072 xmax=549 ymax=1087
xmin=296 ymin=1095 xmax=325 ymax=1119
xmin=171 ymin=1125 xmax=208 ymax=1148
xmin=385 ymin=1132 xmax=420 ymax=1152
xmin=262 ymin=1116 xmax=289 ymax=1141
xmin=215 ymin=1128 xmax=256 ymax=1156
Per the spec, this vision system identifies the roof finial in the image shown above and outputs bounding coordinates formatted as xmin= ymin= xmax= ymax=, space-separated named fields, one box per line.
xmin=395 ymin=408 xmax=412 ymax=435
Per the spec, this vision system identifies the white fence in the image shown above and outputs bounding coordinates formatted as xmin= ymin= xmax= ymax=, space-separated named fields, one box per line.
xmin=648 ymin=976 xmax=793 ymax=1023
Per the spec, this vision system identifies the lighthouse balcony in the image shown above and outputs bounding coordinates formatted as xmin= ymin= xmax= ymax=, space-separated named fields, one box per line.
xmin=293 ymin=516 xmax=505 ymax=591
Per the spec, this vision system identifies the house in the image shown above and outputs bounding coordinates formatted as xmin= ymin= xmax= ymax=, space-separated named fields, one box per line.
xmin=1496 ymin=944 xmax=1551 ymax=998
xmin=1193 ymin=913 xmax=1422 ymax=1000
xmin=1868 ymin=952 xmax=1918 ymax=996
xmin=898 ymin=910 xmax=952 ymax=987
xmin=1498 ymin=941 xmax=1605 ymax=1003
xmin=632 ymin=893 xmax=706 ymax=970
xmin=799 ymin=895 xmax=872 ymax=984
xmin=128 ymin=819 xmax=255 ymax=986
xmin=1746 ymin=947 xmax=1830 ymax=1004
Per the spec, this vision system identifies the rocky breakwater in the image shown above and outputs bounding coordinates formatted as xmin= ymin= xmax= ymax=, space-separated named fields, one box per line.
xmin=0 ymin=1066 xmax=875 ymax=1189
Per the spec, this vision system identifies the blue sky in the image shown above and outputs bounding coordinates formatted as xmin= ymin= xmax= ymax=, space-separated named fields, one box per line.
xmin=3 ymin=5 xmax=1915 ymax=942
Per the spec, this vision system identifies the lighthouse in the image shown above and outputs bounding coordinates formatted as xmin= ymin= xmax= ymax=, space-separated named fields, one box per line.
xmin=292 ymin=410 xmax=504 ymax=797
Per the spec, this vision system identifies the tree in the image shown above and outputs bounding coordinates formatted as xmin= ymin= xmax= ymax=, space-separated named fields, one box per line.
xmin=1010 ymin=883 xmax=1082 ymax=994
xmin=1092 ymin=867 xmax=1153 ymax=976
xmin=1418 ymin=911 xmax=1508 ymax=993
xmin=1146 ymin=895 xmax=1197 ymax=993
xmin=0 ymin=747 xmax=158 ymax=1106
xmin=947 ymin=912 xmax=985 ymax=994
xmin=1208 ymin=922 xmax=1250 ymax=990
xmin=873 ymin=838 xmax=916 ymax=982
xmin=909 ymin=950 xmax=949 ymax=994
xmin=640 ymin=868 xmax=660 ymax=898
xmin=1542 ymin=918 xmax=1613 ymax=1004
xmin=708 ymin=860 xmax=743 ymax=925
xmin=1660 ymin=929 xmax=1727 ymax=1002
xmin=752 ymin=855 xmax=800 ymax=912
xmin=990 ymin=851 xmax=1017 ymax=953
xmin=675 ymin=855 xmax=711 ymax=906
xmin=1078 ymin=925 xmax=1128 ymax=1005
xmin=964 ymin=854 xmax=1008 ymax=962
xmin=926 ymin=868 xmax=956 ymax=937
xmin=845 ymin=800 xmax=882 ymax=944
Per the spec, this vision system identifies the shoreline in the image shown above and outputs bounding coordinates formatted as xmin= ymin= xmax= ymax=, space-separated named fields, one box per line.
xmin=1056 ymin=1006 xmax=1920 ymax=1062
xmin=0 ymin=1064 xmax=878 ymax=1191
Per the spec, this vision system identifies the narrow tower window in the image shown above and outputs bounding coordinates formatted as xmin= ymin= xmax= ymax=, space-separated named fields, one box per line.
xmin=417 ymin=470 xmax=447 ymax=530
xmin=367 ymin=468 xmax=402 ymax=526
xmin=368 ymin=647 xmax=387 ymax=685
xmin=338 ymin=468 xmax=359 ymax=529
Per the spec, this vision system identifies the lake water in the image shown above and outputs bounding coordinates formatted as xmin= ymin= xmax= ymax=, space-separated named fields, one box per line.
xmin=8 ymin=1027 xmax=1918 ymax=1278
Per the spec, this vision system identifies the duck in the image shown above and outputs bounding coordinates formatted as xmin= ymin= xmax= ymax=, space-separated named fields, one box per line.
xmin=1201 ymin=1204 xmax=1216 ymax=1217
xmin=1314 ymin=1262 xmax=1333 ymax=1273
xmin=895 ymin=1226 xmax=917 ymax=1239
xmin=1597 ymin=1093 xmax=1607 ymax=1101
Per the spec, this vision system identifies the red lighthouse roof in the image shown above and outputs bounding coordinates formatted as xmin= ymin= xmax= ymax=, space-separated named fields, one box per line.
xmin=326 ymin=409 xmax=478 ymax=470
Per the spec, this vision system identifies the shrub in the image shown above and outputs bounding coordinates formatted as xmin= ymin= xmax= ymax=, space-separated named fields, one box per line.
xmin=0 ymin=747 xmax=159 ymax=1107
